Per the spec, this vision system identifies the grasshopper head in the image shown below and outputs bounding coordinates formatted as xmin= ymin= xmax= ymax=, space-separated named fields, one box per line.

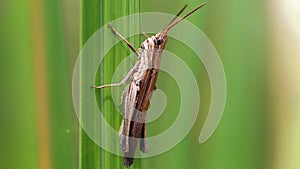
xmin=140 ymin=32 xmax=167 ymax=50
xmin=140 ymin=2 xmax=207 ymax=50
xmin=153 ymin=32 xmax=168 ymax=46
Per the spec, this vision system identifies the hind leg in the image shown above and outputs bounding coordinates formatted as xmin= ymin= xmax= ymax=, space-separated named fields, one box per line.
xmin=140 ymin=123 xmax=148 ymax=153
xmin=119 ymin=120 xmax=129 ymax=152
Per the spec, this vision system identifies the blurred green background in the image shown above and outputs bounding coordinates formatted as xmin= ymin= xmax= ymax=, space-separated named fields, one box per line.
xmin=1 ymin=0 xmax=300 ymax=169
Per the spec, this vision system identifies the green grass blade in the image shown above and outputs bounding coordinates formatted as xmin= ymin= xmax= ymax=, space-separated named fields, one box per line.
xmin=80 ymin=1 xmax=140 ymax=169
xmin=43 ymin=0 xmax=78 ymax=169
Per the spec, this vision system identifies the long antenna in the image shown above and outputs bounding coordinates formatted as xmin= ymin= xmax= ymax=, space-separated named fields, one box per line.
xmin=164 ymin=2 xmax=207 ymax=32
xmin=165 ymin=4 xmax=188 ymax=29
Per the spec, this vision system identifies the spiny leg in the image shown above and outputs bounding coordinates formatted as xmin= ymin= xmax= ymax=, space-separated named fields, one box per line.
xmin=140 ymin=123 xmax=148 ymax=153
xmin=119 ymin=120 xmax=128 ymax=151
xmin=108 ymin=24 xmax=139 ymax=57
xmin=91 ymin=61 xmax=140 ymax=89
xmin=124 ymin=83 xmax=139 ymax=152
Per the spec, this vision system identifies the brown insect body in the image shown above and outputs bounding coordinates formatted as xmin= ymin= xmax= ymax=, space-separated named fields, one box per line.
xmin=121 ymin=34 xmax=167 ymax=167
xmin=92 ymin=2 xmax=207 ymax=167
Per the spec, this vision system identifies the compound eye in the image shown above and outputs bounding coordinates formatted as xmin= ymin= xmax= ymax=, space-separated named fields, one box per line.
xmin=155 ymin=38 xmax=163 ymax=45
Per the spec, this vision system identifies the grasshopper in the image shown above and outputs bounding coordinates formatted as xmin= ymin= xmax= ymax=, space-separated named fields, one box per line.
xmin=92 ymin=2 xmax=207 ymax=167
